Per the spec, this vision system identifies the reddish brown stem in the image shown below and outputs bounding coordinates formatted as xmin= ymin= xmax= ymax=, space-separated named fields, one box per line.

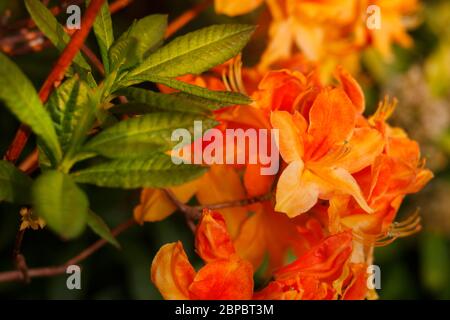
xmin=165 ymin=0 xmax=213 ymax=38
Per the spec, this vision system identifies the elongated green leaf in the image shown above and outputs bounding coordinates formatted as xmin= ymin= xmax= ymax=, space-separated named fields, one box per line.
xmin=128 ymin=24 xmax=254 ymax=78
xmin=58 ymin=90 xmax=99 ymax=172
xmin=127 ymin=75 xmax=252 ymax=105
xmin=108 ymin=36 xmax=139 ymax=71
xmin=114 ymin=88 xmax=227 ymax=115
xmin=47 ymin=76 xmax=90 ymax=153
xmin=72 ymin=154 xmax=207 ymax=188
xmin=108 ymin=102 xmax=162 ymax=115
xmin=25 ymin=0 xmax=91 ymax=70
xmin=87 ymin=210 xmax=120 ymax=248
xmin=84 ymin=112 xmax=216 ymax=158
xmin=0 ymin=53 xmax=62 ymax=164
xmin=122 ymin=14 xmax=167 ymax=60
xmin=32 ymin=170 xmax=89 ymax=239
xmin=0 ymin=160 xmax=33 ymax=204
xmin=88 ymin=0 xmax=114 ymax=74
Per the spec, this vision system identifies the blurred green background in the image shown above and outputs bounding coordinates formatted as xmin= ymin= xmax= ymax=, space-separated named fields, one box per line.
xmin=0 ymin=0 xmax=449 ymax=299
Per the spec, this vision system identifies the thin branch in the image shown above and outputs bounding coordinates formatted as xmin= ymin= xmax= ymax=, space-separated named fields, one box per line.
xmin=163 ymin=189 xmax=272 ymax=222
xmin=0 ymin=218 xmax=136 ymax=283
xmin=18 ymin=148 xmax=39 ymax=174
xmin=163 ymin=189 xmax=200 ymax=220
xmin=81 ymin=44 xmax=105 ymax=75
xmin=0 ymin=0 xmax=133 ymax=53
xmin=165 ymin=0 xmax=212 ymax=38
xmin=194 ymin=193 xmax=272 ymax=211
xmin=6 ymin=0 xmax=132 ymax=31
xmin=3 ymin=0 xmax=107 ymax=164
xmin=12 ymin=229 xmax=30 ymax=283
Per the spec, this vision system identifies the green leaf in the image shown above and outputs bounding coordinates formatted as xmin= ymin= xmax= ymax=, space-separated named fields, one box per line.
xmin=114 ymin=87 xmax=228 ymax=115
xmin=0 ymin=160 xmax=33 ymax=204
xmin=88 ymin=0 xmax=114 ymax=74
xmin=121 ymin=14 xmax=167 ymax=61
xmin=84 ymin=112 xmax=216 ymax=158
xmin=24 ymin=0 xmax=91 ymax=71
xmin=0 ymin=53 xmax=62 ymax=165
xmin=128 ymin=75 xmax=252 ymax=105
xmin=108 ymin=36 xmax=139 ymax=71
xmin=128 ymin=24 xmax=255 ymax=78
xmin=72 ymin=153 xmax=207 ymax=188
xmin=32 ymin=170 xmax=89 ymax=239
xmin=58 ymin=90 xmax=100 ymax=172
xmin=47 ymin=76 xmax=90 ymax=153
xmin=87 ymin=210 xmax=120 ymax=248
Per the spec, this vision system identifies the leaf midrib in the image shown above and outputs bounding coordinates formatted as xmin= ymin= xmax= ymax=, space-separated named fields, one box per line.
xmin=130 ymin=26 xmax=254 ymax=76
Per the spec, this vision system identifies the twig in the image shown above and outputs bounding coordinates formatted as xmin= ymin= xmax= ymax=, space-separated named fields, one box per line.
xmin=0 ymin=0 xmax=133 ymax=57
xmin=81 ymin=44 xmax=105 ymax=75
xmin=0 ymin=218 xmax=136 ymax=283
xmin=163 ymin=189 xmax=200 ymax=220
xmin=18 ymin=148 xmax=39 ymax=174
xmin=163 ymin=189 xmax=272 ymax=222
xmin=6 ymin=0 xmax=131 ymax=31
xmin=194 ymin=193 xmax=272 ymax=211
xmin=12 ymin=229 xmax=30 ymax=283
xmin=165 ymin=0 xmax=213 ymax=38
xmin=3 ymin=0 xmax=106 ymax=164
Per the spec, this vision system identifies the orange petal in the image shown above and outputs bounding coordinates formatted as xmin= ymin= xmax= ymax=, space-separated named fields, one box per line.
xmin=270 ymin=111 xmax=306 ymax=162
xmin=275 ymin=160 xmax=320 ymax=217
xmin=244 ymin=163 xmax=276 ymax=197
xmin=151 ymin=242 xmax=196 ymax=300
xmin=259 ymin=20 xmax=295 ymax=69
xmin=215 ymin=105 xmax=270 ymax=130
xmin=134 ymin=180 xmax=199 ymax=223
xmin=214 ymin=0 xmax=263 ymax=16
xmin=235 ymin=203 xmax=309 ymax=272
xmin=196 ymin=165 xmax=248 ymax=237
xmin=310 ymin=165 xmax=373 ymax=213
xmin=306 ymin=88 xmax=356 ymax=160
xmin=335 ymin=66 xmax=365 ymax=113
xmin=292 ymin=22 xmax=323 ymax=61
xmin=274 ymin=232 xmax=353 ymax=282
xmin=233 ymin=208 xmax=267 ymax=268
xmin=195 ymin=210 xmax=236 ymax=263
xmin=334 ymin=127 xmax=384 ymax=173
xmin=253 ymin=70 xmax=306 ymax=112
xmin=188 ymin=255 xmax=254 ymax=300
xmin=342 ymin=263 xmax=368 ymax=300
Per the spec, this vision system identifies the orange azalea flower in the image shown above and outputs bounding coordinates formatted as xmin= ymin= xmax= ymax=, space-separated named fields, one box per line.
xmin=142 ymin=63 xmax=432 ymax=301
xmin=214 ymin=0 xmax=420 ymax=70
xmin=267 ymin=72 xmax=384 ymax=217
xmin=255 ymin=231 xmax=353 ymax=300
xmin=151 ymin=210 xmax=254 ymax=300
xmin=330 ymin=98 xmax=433 ymax=245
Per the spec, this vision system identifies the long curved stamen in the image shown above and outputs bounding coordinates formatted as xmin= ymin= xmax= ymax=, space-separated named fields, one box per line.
xmin=370 ymin=96 xmax=398 ymax=124
xmin=222 ymin=55 xmax=247 ymax=94
xmin=352 ymin=209 xmax=422 ymax=247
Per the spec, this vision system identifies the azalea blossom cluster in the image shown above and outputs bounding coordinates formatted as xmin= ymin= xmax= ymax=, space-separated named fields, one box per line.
xmin=215 ymin=0 xmax=420 ymax=71
xmin=137 ymin=61 xmax=432 ymax=299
